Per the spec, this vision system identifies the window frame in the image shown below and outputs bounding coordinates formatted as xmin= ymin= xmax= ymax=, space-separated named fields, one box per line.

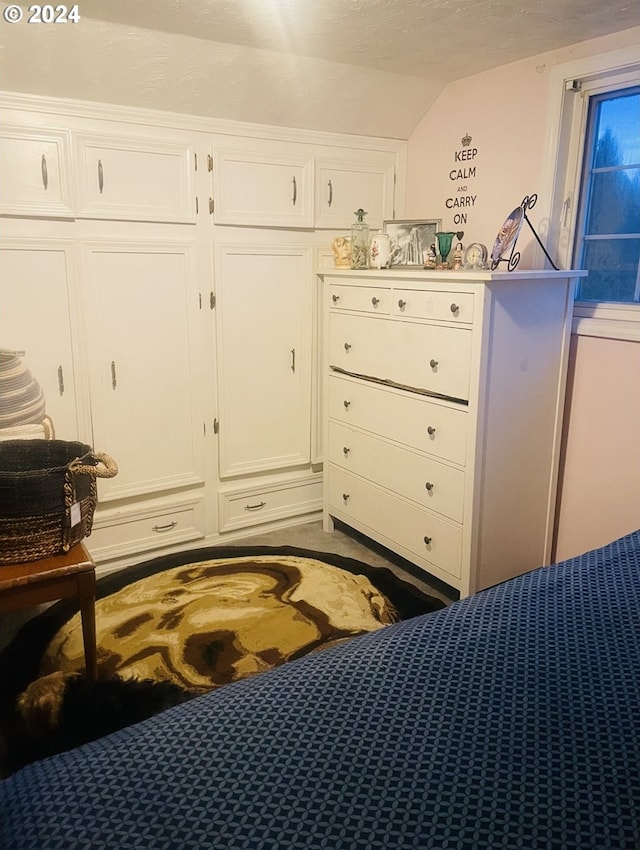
xmin=539 ymin=46 xmax=640 ymax=342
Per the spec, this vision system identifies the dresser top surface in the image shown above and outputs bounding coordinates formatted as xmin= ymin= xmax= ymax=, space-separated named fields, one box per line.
xmin=321 ymin=268 xmax=586 ymax=284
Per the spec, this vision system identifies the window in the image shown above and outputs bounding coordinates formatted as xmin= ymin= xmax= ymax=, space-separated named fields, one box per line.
xmin=573 ymin=85 xmax=640 ymax=303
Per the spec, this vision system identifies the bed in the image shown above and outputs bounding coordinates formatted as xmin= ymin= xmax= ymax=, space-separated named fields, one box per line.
xmin=1 ymin=530 xmax=639 ymax=849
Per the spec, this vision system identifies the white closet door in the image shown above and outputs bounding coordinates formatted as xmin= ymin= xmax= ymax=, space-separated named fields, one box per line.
xmin=215 ymin=244 xmax=313 ymax=477
xmin=0 ymin=240 xmax=79 ymax=439
xmin=83 ymin=240 xmax=204 ymax=501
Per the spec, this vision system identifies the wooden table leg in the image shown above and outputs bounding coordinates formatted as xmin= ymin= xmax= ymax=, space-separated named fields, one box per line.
xmin=78 ymin=571 xmax=98 ymax=680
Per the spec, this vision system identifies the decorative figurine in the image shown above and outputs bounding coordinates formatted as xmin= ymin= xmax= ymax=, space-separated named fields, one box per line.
xmin=452 ymin=242 xmax=464 ymax=270
xmin=423 ymin=244 xmax=437 ymax=269
xmin=332 ymin=236 xmax=352 ymax=268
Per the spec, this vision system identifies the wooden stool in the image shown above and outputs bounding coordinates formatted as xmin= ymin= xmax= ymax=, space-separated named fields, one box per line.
xmin=0 ymin=543 xmax=97 ymax=679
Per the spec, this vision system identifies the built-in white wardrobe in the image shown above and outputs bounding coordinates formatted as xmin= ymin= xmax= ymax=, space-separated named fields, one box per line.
xmin=0 ymin=93 xmax=405 ymax=572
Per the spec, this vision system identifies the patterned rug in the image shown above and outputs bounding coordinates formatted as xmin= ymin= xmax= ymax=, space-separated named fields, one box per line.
xmin=0 ymin=545 xmax=444 ymax=701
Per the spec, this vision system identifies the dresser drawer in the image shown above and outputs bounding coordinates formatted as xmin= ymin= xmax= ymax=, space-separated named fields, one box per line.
xmin=328 ymin=375 xmax=468 ymax=466
xmin=328 ymin=467 xmax=463 ymax=580
xmin=392 ymin=289 xmax=475 ymax=323
xmin=329 ymin=312 xmax=472 ymax=402
xmin=88 ymin=499 xmax=205 ymax=562
xmin=329 ymin=283 xmax=391 ymax=314
xmin=328 ymin=421 xmax=465 ymax=522
xmin=218 ymin=476 xmax=322 ymax=532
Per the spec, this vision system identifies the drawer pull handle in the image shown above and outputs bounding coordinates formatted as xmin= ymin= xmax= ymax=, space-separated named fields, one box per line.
xmin=153 ymin=521 xmax=178 ymax=532
xmin=423 ymin=536 xmax=432 ymax=546
xmin=398 ymin=299 xmax=406 ymax=309
xmin=332 ymin=294 xmax=340 ymax=303
xmin=450 ymin=303 xmax=459 ymax=314
xmin=245 ymin=501 xmax=267 ymax=511
xmin=343 ymin=400 xmax=351 ymax=409
xmin=344 ymin=342 xmax=352 ymax=352
xmin=343 ymin=446 xmax=350 ymax=455
xmin=371 ymin=297 xmax=379 ymax=306
xmin=429 ymin=359 xmax=438 ymax=369
xmin=427 ymin=426 xmax=436 ymax=436
xmin=328 ymin=179 xmax=333 ymax=207
xmin=342 ymin=493 xmax=350 ymax=502
xmin=41 ymin=154 xmax=48 ymax=190
xmin=425 ymin=482 xmax=434 ymax=492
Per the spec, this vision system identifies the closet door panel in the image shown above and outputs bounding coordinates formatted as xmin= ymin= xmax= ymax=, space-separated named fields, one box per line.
xmin=216 ymin=244 xmax=313 ymax=477
xmin=83 ymin=240 xmax=204 ymax=501
xmin=0 ymin=240 xmax=79 ymax=438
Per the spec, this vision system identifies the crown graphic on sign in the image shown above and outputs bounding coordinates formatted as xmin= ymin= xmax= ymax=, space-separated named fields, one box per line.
xmin=461 ymin=132 xmax=472 ymax=147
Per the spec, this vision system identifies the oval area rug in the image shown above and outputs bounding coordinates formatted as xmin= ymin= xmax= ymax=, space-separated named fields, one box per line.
xmin=1 ymin=545 xmax=444 ymax=700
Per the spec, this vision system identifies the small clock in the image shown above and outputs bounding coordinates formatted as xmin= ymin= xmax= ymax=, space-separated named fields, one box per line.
xmin=463 ymin=242 xmax=489 ymax=269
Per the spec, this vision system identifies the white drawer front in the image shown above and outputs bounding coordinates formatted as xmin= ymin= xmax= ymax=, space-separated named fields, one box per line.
xmin=328 ymin=375 xmax=468 ymax=466
xmin=329 ymin=312 xmax=472 ymax=402
xmin=392 ymin=289 xmax=475 ymax=323
xmin=329 ymin=422 xmax=465 ymax=523
xmin=329 ymin=284 xmax=391 ymax=314
xmin=219 ymin=477 xmax=322 ymax=532
xmin=88 ymin=500 xmax=205 ymax=562
xmin=328 ymin=467 xmax=462 ymax=580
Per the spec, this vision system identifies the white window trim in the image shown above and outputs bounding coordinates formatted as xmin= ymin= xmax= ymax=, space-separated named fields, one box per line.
xmin=538 ymin=45 xmax=640 ymax=343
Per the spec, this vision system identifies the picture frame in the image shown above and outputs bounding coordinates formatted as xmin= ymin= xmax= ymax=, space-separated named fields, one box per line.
xmin=383 ymin=219 xmax=442 ymax=267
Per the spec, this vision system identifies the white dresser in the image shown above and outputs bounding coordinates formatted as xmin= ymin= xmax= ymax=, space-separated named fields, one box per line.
xmin=322 ymin=268 xmax=583 ymax=596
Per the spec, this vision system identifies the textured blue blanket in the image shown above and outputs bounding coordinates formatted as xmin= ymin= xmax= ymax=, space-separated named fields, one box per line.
xmin=2 ymin=530 xmax=639 ymax=849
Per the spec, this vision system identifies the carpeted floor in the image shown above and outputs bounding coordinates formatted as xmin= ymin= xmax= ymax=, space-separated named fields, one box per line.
xmin=0 ymin=542 xmax=445 ymax=707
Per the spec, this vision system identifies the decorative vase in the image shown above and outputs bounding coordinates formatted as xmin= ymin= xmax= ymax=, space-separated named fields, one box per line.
xmin=435 ymin=230 xmax=464 ymax=267
xmin=370 ymin=232 xmax=392 ymax=269
xmin=350 ymin=208 xmax=370 ymax=270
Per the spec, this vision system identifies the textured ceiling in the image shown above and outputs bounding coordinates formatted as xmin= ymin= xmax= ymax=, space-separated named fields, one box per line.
xmin=2 ymin=1 xmax=639 ymax=138
xmin=77 ymin=0 xmax=640 ymax=81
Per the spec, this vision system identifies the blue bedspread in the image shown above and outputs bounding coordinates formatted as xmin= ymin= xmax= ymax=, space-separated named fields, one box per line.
xmin=2 ymin=531 xmax=639 ymax=849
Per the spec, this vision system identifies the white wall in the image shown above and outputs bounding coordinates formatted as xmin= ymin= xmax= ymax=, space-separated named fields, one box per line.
xmin=405 ymin=27 xmax=640 ymax=560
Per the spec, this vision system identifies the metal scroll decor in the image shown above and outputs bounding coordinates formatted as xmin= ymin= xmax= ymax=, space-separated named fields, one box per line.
xmin=490 ymin=194 xmax=559 ymax=272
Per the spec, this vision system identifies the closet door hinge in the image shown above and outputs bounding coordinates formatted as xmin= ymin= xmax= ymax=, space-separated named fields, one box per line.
xmin=210 ymin=292 xmax=216 ymax=309
xmin=208 ymin=154 xmax=213 ymax=172
xmin=209 ymin=197 xmax=214 ymax=215
xmin=213 ymin=418 xmax=219 ymax=434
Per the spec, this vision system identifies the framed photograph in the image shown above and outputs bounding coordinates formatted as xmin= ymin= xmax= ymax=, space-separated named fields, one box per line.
xmin=383 ymin=219 xmax=442 ymax=267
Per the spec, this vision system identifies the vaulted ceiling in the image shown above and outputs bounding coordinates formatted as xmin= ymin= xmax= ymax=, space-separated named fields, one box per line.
xmin=2 ymin=1 xmax=640 ymax=137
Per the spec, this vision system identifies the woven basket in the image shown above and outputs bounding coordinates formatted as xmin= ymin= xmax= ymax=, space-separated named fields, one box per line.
xmin=0 ymin=440 xmax=118 ymax=565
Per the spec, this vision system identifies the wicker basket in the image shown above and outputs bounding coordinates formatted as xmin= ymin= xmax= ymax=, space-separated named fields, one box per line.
xmin=0 ymin=439 xmax=118 ymax=565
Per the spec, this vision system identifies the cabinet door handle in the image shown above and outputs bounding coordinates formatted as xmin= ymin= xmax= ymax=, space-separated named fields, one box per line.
xmin=153 ymin=521 xmax=177 ymax=532
xmin=41 ymin=154 xmax=48 ymax=190
xmin=111 ymin=360 xmax=117 ymax=390
xmin=427 ymin=425 xmax=436 ymax=436
xmin=398 ymin=299 xmax=406 ymax=309
xmin=328 ymin=179 xmax=333 ymax=207
xmin=290 ymin=348 xmax=296 ymax=372
xmin=245 ymin=501 xmax=266 ymax=511
xmin=57 ymin=365 xmax=64 ymax=395
xmin=430 ymin=358 xmax=439 ymax=369
xmin=98 ymin=159 xmax=104 ymax=194
xmin=292 ymin=175 xmax=297 ymax=206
